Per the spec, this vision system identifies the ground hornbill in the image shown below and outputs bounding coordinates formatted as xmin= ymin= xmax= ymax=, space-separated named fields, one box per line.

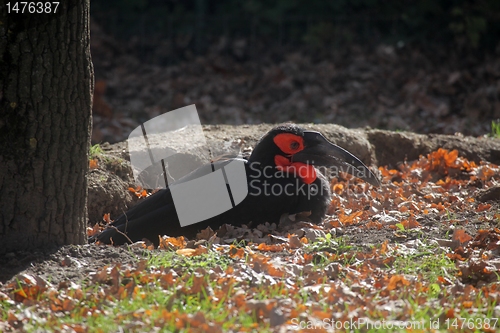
xmin=91 ymin=124 xmax=379 ymax=245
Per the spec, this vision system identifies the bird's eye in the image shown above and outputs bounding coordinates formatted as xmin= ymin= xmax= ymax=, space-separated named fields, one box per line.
xmin=273 ymin=133 xmax=304 ymax=154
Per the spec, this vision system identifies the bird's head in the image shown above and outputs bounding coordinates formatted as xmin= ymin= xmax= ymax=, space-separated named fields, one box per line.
xmin=249 ymin=124 xmax=379 ymax=186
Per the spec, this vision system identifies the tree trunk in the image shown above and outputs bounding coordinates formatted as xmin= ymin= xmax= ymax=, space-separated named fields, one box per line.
xmin=0 ymin=1 xmax=93 ymax=253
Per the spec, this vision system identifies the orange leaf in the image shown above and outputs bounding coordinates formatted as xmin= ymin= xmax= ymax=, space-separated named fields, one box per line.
xmin=267 ymin=266 xmax=284 ymax=277
xmin=365 ymin=221 xmax=383 ymax=229
xmin=62 ymin=299 xmax=75 ymax=312
xmin=400 ymin=219 xmax=421 ymax=229
xmin=87 ymin=224 xmax=101 ymax=237
xmin=303 ymin=253 xmax=314 ymax=262
xmin=228 ymin=245 xmax=245 ymax=258
xmin=89 ymin=159 xmax=98 ymax=169
xmin=159 ymin=271 xmax=176 ymax=288
xmin=257 ymin=243 xmax=284 ymax=252
xmin=462 ymin=301 xmax=473 ymax=308
xmin=447 ymin=253 xmax=466 ymax=261
xmin=430 ymin=202 xmax=446 ymax=211
xmin=452 ymin=229 xmax=472 ymax=244
xmin=69 ymin=325 xmax=86 ymax=333
xmin=437 ymin=276 xmax=452 ymax=285
xmin=312 ymin=310 xmax=331 ymax=320
xmin=328 ymin=220 xmax=342 ymax=228
xmin=476 ymin=203 xmax=492 ymax=212
xmin=338 ymin=211 xmax=363 ymax=225
xmin=332 ymin=183 xmax=344 ymax=194
xmin=387 ymin=275 xmax=410 ymax=291
xmin=7 ymin=311 xmax=19 ymax=323
xmin=176 ymin=248 xmax=198 ymax=257
xmin=380 ymin=240 xmax=389 ymax=255
xmin=444 ymin=149 xmax=458 ymax=166
xmin=159 ymin=236 xmax=186 ymax=250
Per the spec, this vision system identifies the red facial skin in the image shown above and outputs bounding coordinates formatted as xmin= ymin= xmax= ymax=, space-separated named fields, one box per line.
xmin=273 ymin=133 xmax=317 ymax=184
xmin=273 ymin=133 xmax=304 ymax=154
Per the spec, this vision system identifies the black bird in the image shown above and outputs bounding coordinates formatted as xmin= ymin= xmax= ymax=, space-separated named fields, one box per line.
xmin=91 ymin=124 xmax=379 ymax=245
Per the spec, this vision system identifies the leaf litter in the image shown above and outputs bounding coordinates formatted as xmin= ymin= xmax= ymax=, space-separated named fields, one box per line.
xmin=1 ymin=149 xmax=500 ymax=332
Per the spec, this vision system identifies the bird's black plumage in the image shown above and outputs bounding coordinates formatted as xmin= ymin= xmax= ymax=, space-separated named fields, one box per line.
xmin=91 ymin=124 xmax=379 ymax=245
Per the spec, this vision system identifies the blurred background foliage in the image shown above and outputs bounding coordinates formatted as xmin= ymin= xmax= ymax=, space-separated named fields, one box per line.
xmin=89 ymin=0 xmax=500 ymax=142
xmin=92 ymin=0 xmax=500 ymax=61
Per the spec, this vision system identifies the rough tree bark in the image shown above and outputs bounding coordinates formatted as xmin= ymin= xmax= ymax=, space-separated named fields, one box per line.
xmin=0 ymin=1 xmax=93 ymax=253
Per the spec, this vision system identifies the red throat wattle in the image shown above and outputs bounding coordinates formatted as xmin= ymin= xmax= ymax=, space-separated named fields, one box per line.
xmin=274 ymin=155 xmax=317 ymax=184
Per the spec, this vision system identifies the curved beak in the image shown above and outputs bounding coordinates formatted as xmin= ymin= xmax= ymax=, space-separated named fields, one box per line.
xmin=292 ymin=131 xmax=380 ymax=186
